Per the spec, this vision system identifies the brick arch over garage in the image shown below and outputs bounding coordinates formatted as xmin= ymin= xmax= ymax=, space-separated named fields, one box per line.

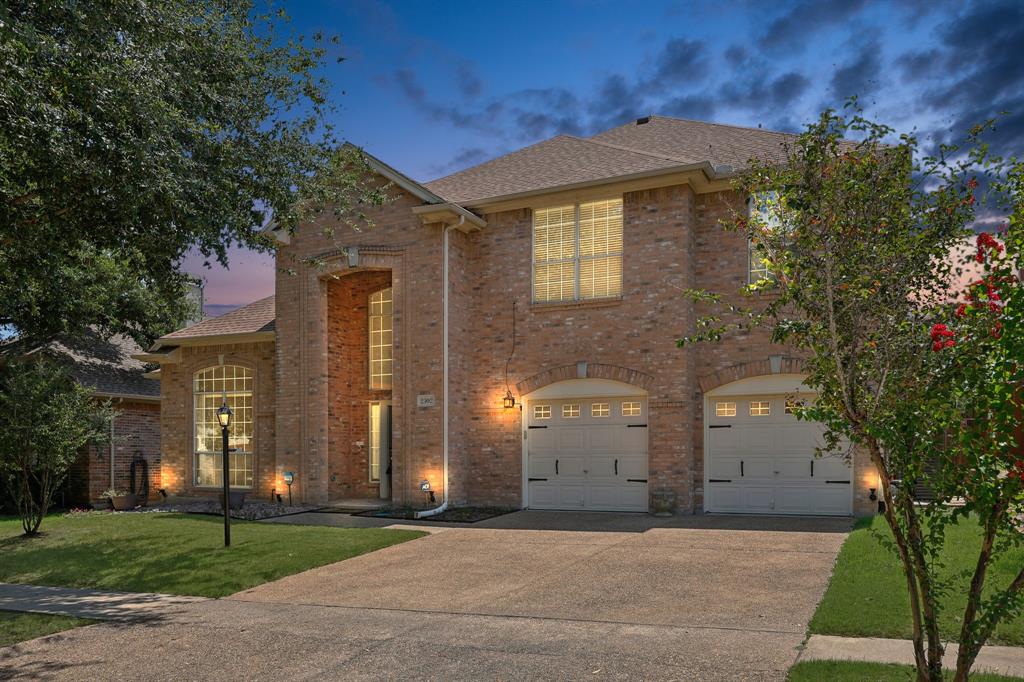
xmin=697 ymin=357 xmax=805 ymax=394
xmin=516 ymin=362 xmax=655 ymax=396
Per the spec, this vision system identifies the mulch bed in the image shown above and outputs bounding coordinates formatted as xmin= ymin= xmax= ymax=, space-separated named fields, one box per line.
xmin=351 ymin=506 xmax=516 ymax=523
xmin=101 ymin=500 xmax=320 ymax=521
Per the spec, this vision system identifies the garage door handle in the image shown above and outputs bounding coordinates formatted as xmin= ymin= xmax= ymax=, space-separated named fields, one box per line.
xmin=614 ymin=459 xmax=618 ymax=475
xmin=709 ymin=478 xmax=732 ymax=483
xmin=555 ymin=459 xmax=559 ymax=475
xmin=627 ymin=424 xmax=647 ymax=428
xmin=811 ymin=460 xmax=814 ymax=477
xmin=740 ymin=460 xmax=744 ymax=477
xmin=627 ymin=478 xmax=647 ymax=483
xmin=528 ymin=425 xmax=547 ymax=429
xmin=826 ymin=480 xmax=850 ymax=484
xmin=528 ymin=477 xmax=548 ymax=482
xmin=708 ymin=425 xmax=731 ymax=429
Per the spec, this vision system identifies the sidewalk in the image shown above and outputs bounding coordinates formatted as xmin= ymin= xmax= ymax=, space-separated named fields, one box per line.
xmin=801 ymin=634 xmax=1024 ymax=678
xmin=0 ymin=583 xmax=208 ymax=621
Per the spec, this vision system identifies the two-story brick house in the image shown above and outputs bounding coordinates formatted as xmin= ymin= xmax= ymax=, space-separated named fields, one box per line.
xmin=141 ymin=116 xmax=878 ymax=516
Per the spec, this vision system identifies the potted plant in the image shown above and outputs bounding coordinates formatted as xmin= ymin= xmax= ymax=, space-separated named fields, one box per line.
xmin=101 ymin=488 xmax=137 ymax=511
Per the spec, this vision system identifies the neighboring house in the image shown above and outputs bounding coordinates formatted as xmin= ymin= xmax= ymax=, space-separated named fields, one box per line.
xmin=1 ymin=331 xmax=162 ymax=507
xmin=142 ymin=115 xmax=878 ymax=516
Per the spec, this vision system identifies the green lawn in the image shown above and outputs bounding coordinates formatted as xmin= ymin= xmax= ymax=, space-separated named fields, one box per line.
xmin=789 ymin=660 xmax=1023 ymax=681
xmin=810 ymin=515 xmax=1024 ymax=645
xmin=0 ymin=512 xmax=425 ymax=598
xmin=0 ymin=610 xmax=94 ymax=648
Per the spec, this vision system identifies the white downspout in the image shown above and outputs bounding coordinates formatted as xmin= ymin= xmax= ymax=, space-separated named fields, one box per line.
xmin=416 ymin=217 xmax=462 ymax=518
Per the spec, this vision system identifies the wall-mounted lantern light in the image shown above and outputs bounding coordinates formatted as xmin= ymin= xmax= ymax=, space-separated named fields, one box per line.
xmin=419 ymin=479 xmax=435 ymax=504
xmin=503 ymin=390 xmax=516 ymax=409
xmin=869 ymin=487 xmax=877 ymax=501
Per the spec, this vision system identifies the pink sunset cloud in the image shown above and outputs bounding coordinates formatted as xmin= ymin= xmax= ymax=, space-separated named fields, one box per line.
xmin=181 ymin=244 xmax=275 ymax=315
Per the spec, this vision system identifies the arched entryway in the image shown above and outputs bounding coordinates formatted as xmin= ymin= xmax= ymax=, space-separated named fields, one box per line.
xmin=703 ymin=374 xmax=853 ymax=516
xmin=520 ymin=377 xmax=650 ymax=512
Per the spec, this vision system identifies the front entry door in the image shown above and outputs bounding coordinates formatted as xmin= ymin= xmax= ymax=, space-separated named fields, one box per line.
xmin=369 ymin=401 xmax=392 ymax=499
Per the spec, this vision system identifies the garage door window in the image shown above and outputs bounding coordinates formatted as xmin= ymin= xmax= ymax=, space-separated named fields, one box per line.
xmin=715 ymin=401 xmax=736 ymax=417
xmin=591 ymin=402 xmax=610 ymax=417
xmin=534 ymin=404 xmax=551 ymax=419
xmin=750 ymin=401 xmax=771 ymax=416
xmin=562 ymin=404 xmax=580 ymax=418
xmin=622 ymin=401 xmax=641 ymax=416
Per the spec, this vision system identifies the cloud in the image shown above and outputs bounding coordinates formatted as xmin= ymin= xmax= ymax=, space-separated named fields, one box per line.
xmin=758 ymin=0 xmax=868 ymax=53
xmin=830 ymin=40 xmax=883 ymax=100
xmin=649 ymin=38 xmax=708 ymax=87
xmin=895 ymin=49 xmax=943 ymax=81
xmin=455 ymin=62 xmax=483 ymax=98
xmin=428 ymin=147 xmax=493 ymax=177
xmin=662 ymin=94 xmax=716 ymax=120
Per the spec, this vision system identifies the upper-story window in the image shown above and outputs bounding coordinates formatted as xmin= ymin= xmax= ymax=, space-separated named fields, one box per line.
xmin=369 ymin=287 xmax=393 ymax=390
xmin=748 ymin=191 xmax=782 ymax=284
xmin=533 ymin=198 xmax=623 ymax=303
xmin=193 ymin=365 xmax=254 ymax=488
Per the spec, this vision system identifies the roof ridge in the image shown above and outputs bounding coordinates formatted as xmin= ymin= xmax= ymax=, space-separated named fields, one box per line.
xmin=423 ymin=135 xmax=576 ymax=186
xmin=575 ymin=136 xmax=695 ymax=164
xmin=643 ymin=114 xmax=795 ymax=138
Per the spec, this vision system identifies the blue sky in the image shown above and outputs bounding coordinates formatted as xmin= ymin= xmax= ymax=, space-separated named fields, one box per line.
xmin=185 ymin=0 xmax=1024 ymax=313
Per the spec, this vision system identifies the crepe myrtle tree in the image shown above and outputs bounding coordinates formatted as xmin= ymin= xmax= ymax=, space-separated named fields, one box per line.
xmin=678 ymin=106 xmax=1023 ymax=682
xmin=0 ymin=1 xmax=388 ymax=348
xmin=0 ymin=360 xmax=112 ymax=536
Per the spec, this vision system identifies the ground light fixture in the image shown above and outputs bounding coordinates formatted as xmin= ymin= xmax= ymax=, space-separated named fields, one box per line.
xmin=216 ymin=400 xmax=233 ymax=548
xmin=283 ymin=471 xmax=295 ymax=506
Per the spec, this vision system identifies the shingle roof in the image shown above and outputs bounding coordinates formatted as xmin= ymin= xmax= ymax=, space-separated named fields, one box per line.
xmin=423 ymin=116 xmax=801 ymax=205
xmin=1 ymin=331 xmax=160 ymax=399
xmin=159 ymin=296 xmax=275 ymax=341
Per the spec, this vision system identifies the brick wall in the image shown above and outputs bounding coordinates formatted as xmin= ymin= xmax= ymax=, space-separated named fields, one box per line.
xmin=158 ymin=342 xmax=276 ymax=499
xmin=326 ymin=270 xmax=392 ymax=498
xmin=65 ymin=400 xmax=161 ymax=507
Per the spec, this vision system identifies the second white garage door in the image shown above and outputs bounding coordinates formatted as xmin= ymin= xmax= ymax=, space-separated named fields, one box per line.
xmin=705 ymin=393 xmax=852 ymax=515
xmin=527 ymin=397 xmax=648 ymax=512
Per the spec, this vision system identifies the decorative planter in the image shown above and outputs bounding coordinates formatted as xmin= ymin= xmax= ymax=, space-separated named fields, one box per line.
xmin=219 ymin=491 xmax=247 ymax=511
xmin=650 ymin=490 xmax=676 ymax=517
xmin=110 ymin=494 xmax=137 ymax=511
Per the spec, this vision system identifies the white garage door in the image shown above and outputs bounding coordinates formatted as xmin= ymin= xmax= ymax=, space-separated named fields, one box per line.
xmin=527 ymin=397 xmax=648 ymax=511
xmin=705 ymin=394 xmax=851 ymax=515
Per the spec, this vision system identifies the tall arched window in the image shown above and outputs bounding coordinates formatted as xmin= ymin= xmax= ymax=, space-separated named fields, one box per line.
xmin=369 ymin=287 xmax=393 ymax=390
xmin=194 ymin=365 xmax=254 ymax=488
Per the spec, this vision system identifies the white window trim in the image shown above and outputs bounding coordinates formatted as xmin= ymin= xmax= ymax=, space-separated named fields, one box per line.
xmin=532 ymin=198 xmax=623 ymax=303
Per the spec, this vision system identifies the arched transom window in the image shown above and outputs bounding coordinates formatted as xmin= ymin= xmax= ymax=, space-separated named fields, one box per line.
xmin=194 ymin=365 xmax=254 ymax=488
xmin=369 ymin=287 xmax=393 ymax=390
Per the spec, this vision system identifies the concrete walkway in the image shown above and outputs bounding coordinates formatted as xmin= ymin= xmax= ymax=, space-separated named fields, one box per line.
xmin=800 ymin=634 xmax=1024 ymax=678
xmin=0 ymin=583 xmax=208 ymax=621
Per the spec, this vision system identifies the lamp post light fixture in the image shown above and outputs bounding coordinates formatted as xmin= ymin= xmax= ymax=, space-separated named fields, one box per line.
xmin=216 ymin=401 xmax=233 ymax=548
xmin=283 ymin=471 xmax=295 ymax=506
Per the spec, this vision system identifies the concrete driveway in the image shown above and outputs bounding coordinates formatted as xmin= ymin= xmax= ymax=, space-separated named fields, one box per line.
xmin=1 ymin=512 xmax=850 ymax=681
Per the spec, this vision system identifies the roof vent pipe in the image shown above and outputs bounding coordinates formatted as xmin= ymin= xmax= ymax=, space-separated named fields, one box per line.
xmin=635 ymin=116 xmax=651 ymax=125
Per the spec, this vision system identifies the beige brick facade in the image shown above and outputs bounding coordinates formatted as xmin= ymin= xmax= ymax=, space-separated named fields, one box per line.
xmin=155 ymin=175 xmax=878 ymax=515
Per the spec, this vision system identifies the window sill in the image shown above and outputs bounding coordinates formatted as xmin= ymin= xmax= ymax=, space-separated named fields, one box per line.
xmin=530 ymin=296 xmax=623 ymax=312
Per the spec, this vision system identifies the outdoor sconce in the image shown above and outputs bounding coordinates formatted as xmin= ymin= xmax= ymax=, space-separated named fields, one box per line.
xmin=503 ymin=390 xmax=516 ymax=409
xmin=158 ymin=488 xmax=168 ymax=500
xmin=869 ymin=488 xmax=877 ymax=501
xmin=283 ymin=471 xmax=295 ymax=506
xmin=419 ymin=479 xmax=436 ymax=504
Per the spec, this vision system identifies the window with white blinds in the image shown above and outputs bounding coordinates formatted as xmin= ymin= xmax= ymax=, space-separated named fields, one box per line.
xmin=533 ymin=198 xmax=623 ymax=302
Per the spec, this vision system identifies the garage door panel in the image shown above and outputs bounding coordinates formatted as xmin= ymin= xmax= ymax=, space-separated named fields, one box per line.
xmin=706 ymin=392 xmax=851 ymax=516
xmin=527 ymin=396 xmax=647 ymax=512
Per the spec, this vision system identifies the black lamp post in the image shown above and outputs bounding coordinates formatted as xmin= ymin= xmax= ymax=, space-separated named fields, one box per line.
xmin=216 ymin=401 xmax=233 ymax=547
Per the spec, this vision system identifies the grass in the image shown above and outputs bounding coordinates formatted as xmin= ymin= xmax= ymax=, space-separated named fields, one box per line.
xmin=810 ymin=515 xmax=1024 ymax=645
xmin=0 ymin=610 xmax=94 ymax=648
xmin=789 ymin=660 xmax=1024 ymax=681
xmin=0 ymin=512 xmax=425 ymax=598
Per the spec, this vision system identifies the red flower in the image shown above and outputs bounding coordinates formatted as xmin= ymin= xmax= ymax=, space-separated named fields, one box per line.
xmin=968 ymin=178 xmax=979 ymax=190
xmin=955 ymin=303 xmax=968 ymax=318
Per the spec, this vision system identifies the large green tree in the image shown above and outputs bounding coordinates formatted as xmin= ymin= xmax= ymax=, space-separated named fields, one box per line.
xmin=681 ymin=108 xmax=1023 ymax=682
xmin=0 ymin=0 xmax=382 ymax=346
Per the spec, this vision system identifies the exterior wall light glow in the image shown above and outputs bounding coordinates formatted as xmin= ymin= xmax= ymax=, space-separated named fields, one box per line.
xmin=503 ymin=390 xmax=516 ymax=409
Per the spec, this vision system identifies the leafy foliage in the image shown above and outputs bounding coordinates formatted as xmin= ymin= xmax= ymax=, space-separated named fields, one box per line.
xmin=0 ymin=360 xmax=112 ymax=535
xmin=0 ymin=1 xmax=384 ymax=346
xmin=680 ymin=105 xmax=1023 ymax=682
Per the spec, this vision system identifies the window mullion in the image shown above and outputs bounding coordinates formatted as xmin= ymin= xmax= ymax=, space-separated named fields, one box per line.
xmin=574 ymin=203 xmax=581 ymax=301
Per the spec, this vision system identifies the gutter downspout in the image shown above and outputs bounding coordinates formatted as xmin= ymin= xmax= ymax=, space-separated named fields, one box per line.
xmin=416 ymin=218 xmax=462 ymax=518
